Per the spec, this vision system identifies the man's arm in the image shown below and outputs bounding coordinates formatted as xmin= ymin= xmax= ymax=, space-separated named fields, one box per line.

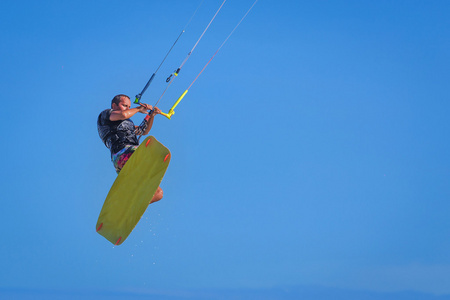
xmin=110 ymin=106 xmax=147 ymax=121
xmin=142 ymin=107 xmax=161 ymax=135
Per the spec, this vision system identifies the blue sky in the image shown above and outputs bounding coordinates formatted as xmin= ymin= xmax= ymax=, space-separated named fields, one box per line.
xmin=1 ymin=0 xmax=450 ymax=299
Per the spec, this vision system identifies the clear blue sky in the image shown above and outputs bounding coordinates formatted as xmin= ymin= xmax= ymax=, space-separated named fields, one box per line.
xmin=1 ymin=0 xmax=450 ymax=299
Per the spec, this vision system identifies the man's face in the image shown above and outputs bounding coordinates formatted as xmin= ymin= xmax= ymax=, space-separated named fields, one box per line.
xmin=112 ymin=97 xmax=131 ymax=111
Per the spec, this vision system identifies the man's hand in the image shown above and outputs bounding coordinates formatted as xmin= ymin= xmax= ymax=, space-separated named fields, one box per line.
xmin=138 ymin=103 xmax=153 ymax=113
xmin=151 ymin=107 xmax=162 ymax=116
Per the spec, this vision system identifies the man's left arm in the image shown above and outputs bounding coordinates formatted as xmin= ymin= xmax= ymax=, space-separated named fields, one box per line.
xmin=142 ymin=107 xmax=161 ymax=135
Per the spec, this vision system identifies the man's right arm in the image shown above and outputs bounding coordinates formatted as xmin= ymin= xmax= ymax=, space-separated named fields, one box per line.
xmin=110 ymin=107 xmax=146 ymax=121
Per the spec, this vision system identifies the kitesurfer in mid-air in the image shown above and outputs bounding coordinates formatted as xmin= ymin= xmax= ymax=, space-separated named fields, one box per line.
xmin=97 ymin=94 xmax=163 ymax=203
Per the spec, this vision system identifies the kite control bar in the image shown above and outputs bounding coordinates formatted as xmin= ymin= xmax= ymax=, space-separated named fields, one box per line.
xmin=159 ymin=90 xmax=188 ymax=119
xmin=137 ymin=0 xmax=257 ymax=121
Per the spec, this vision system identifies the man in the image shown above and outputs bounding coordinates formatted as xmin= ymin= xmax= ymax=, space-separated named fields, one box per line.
xmin=97 ymin=94 xmax=163 ymax=203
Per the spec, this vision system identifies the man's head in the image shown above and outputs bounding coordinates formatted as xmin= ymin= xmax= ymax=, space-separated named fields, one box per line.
xmin=111 ymin=94 xmax=131 ymax=111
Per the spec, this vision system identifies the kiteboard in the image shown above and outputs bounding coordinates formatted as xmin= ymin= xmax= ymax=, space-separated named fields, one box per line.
xmin=96 ymin=136 xmax=171 ymax=245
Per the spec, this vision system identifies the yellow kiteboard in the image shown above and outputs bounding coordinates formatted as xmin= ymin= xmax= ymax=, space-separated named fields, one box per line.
xmin=96 ymin=136 xmax=171 ymax=246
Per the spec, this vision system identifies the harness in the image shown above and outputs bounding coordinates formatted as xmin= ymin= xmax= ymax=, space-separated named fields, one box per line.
xmin=97 ymin=110 xmax=138 ymax=156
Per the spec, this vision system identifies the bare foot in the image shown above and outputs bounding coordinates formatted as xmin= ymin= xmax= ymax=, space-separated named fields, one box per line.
xmin=150 ymin=187 xmax=163 ymax=204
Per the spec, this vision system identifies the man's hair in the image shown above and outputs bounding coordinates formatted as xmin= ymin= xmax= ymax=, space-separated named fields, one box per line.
xmin=111 ymin=94 xmax=130 ymax=107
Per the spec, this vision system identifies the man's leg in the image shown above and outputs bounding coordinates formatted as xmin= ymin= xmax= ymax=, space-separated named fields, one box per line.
xmin=113 ymin=145 xmax=139 ymax=174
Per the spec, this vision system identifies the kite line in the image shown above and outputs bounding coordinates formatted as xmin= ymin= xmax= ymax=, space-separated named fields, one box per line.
xmin=134 ymin=0 xmax=205 ymax=105
xmin=160 ymin=0 xmax=258 ymax=119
